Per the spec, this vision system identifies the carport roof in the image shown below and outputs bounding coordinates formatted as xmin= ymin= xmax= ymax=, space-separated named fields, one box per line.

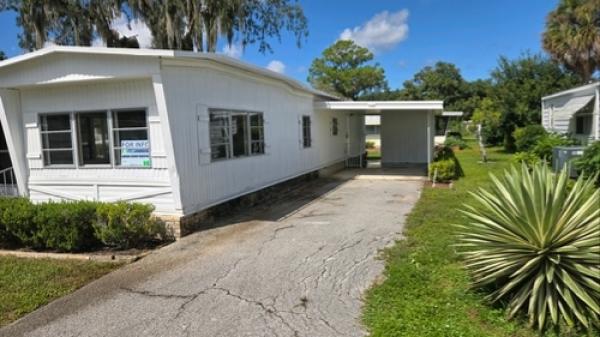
xmin=315 ymin=100 xmax=444 ymax=111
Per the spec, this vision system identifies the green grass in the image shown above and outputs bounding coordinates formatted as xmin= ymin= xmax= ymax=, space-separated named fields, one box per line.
xmin=0 ymin=256 xmax=120 ymax=327
xmin=362 ymin=145 xmax=589 ymax=337
xmin=367 ymin=149 xmax=381 ymax=160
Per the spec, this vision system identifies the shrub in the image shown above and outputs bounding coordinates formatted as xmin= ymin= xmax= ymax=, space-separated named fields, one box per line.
xmin=532 ymin=133 xmax=578 ymax=162
xmin=365 ymin=141 xmax=376 ymax=149
xmin=1 ymin=198 xmax=37 ymax=247
xmin=429 ymin=159 xmax=457 ymax=182
xmin=575 ymin=141 xmax=600 ymax=185
xmin=446 ymin=131 xmax=462 ymax=139
xmin=93 ymin=202 xmax=169 ymax=249
xmin=511 ymin=151 xmax=540 ymax=166
xmin=457 ymin=164 xmax=600 ymax=332
xmin=512 ymin=125 xmax=547 ymax=152
xmin=444 ymin=136 xmax=469 ymax=150
xmin=0 ymin=198 xmax=21 ymax=245
xmin=33 ymin=201 xmax=100 ymax=252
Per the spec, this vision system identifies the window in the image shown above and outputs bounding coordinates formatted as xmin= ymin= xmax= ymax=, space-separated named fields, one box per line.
xmin=113 ymin=110 xmax=150 ymax=167
xmin=302 ymin=116 xmax=311 ymax=148
xmin=40 ymin=109 xmax=150 ymax=168
xmin=77 ymin=112 xmax=110 ymax=165
xmin=209 ymin=109 xmax=265 ymax=161
xmin=575 ymin=115 xmax=592 ymax=135
xmin=332 ymin=117 xmax=338 ymax=136
xmin=250 ymin=113 xmax=265 ymax=154
xmin=40 ymin=114 xmax=74 ymax=166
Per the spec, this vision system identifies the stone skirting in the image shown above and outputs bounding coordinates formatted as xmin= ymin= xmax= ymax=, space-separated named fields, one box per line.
xmin=158 ymin=163 xmax=345 ymax=238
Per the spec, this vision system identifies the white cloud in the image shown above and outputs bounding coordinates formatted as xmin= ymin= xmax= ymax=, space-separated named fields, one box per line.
xmin=111 ymin=13 xmax=153 ymax=48
xmin=339 ymin=10 xmax=409 ymax=52
xmin=266 ymin=60 xmax=285 ymax=74
xmin=222 ymin=44 xmax=243 ymax=58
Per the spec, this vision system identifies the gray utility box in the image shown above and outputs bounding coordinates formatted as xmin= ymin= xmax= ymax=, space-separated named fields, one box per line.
xmin=552 ymin=146 xmax=585 ymax=178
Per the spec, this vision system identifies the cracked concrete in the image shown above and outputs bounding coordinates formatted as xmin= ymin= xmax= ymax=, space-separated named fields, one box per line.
xmin=1 ymin=175 xmax=422 ymax=337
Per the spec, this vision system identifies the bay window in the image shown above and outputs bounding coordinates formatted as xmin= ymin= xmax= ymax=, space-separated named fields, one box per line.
xmin=209 ymin=109 xmax=265 ymax=161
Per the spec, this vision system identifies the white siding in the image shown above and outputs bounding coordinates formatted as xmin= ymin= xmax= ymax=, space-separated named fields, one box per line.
xmin=19 ymin=79 xmax=177 ymax=214
xmin=161 ymin=65 xmax=354 ymax=215
xmin=0 ymin=53 xmax=160 ymax=88
xmin=381 ymin=110 xmax=429 ymax=166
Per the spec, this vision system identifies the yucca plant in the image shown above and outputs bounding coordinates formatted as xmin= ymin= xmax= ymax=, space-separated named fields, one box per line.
xmin=456 ymin=163 xmax=600 ymax=332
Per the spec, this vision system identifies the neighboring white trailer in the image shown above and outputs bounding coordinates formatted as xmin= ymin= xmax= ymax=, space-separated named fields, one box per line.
xmin=542 ymin=82 xmax=600 ymax=144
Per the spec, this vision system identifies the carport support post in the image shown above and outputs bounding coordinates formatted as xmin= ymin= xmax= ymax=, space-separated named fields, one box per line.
xmin=427 ymin=110 xmax=432 ymax=176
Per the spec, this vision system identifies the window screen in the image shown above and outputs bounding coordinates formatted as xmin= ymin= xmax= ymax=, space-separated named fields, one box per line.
xmin=40 ymin=114 xmax=74 ymax=166
xmin=113 ymin=110 xmax=150 ymax=167
xmin=77 ymin=112 xmax=110 ymax=165
xmin=209 ymin=110 xmax=265 ymax=161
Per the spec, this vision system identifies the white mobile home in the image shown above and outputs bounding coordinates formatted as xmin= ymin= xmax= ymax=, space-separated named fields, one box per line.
xmin=0 ymin=47 xmax=442 ymax=235
xmin=542 ymin=82 xmax=600 ymax=144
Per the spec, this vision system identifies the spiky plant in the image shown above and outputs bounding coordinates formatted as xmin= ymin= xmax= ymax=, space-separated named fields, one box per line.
xmin=457 ymin=163 xmax=599 ymax=332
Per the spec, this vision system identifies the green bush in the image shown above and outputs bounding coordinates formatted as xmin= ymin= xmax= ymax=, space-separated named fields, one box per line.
xmin=1 ymin=198 xmax=37 ymax=247
xmin=457 ymin=164 xmax=599 ymax=332
xmin=532 ymin=133 xmax=578 ymax=162
xmin=0 ymin=198 xmax=22 ymax=245
xmin=93 ymin=202 xmax=169 ymax=249
xmin=574 ymin=141 xmax=600 ymax=185
xmin=444 ymin=136 xmax=469 ymax=150
xmin=33 ymin=201 xmax=100 ymax=252
xmin=512 ymin=125 xmax=547 ymax=152
xmin=511 ymin=151 xmax=540 ymax=166
xmin=429 ymin=159 xmax=457 ymax=182
xmin=365 ymin=141 xmax=376 ymax=149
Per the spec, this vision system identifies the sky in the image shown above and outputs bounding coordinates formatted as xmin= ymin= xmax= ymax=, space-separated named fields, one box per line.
xmin=0 ymin=0 xmax=559 ymax=89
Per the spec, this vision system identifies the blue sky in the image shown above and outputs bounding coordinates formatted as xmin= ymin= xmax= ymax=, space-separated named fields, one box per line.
xmin=0 ymin=0 xmax=558 ymax=88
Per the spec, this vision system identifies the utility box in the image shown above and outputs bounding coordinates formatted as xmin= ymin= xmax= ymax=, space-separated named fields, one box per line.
xmin=552 ymin=146 xmax=585 ymax=178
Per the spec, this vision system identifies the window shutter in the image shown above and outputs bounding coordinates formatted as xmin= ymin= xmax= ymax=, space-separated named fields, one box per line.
xmin=197 ymin=104 xmax=211 ymax=165
xmin=264 ymin=117 xmax=271 ymax=155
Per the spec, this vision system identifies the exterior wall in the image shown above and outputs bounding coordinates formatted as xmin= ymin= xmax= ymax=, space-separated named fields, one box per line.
xmin=381 ymin=110 xmax=429 ymax=166
xmin=160 ymin=64 xmax=357 ymax=215
xmin=19 ymin=79 xmax=178 ymax=214
xmin=0 ymin=89 xmax=27 ymax=196
xmin=542 ymin=87 xmax=600 ymax=143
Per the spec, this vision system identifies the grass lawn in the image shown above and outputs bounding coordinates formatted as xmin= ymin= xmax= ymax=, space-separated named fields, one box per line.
xmin=362 ymin=145 xmax=585 ymax=337
xmin=0 ymin=256 xmax=120 ymax=327
xmin=367 ymin=148 xmax=381 ymax=160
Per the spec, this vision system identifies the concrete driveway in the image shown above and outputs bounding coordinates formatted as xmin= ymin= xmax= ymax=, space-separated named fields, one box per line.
xmin=1 ymin=174 xmax=422 ymax=337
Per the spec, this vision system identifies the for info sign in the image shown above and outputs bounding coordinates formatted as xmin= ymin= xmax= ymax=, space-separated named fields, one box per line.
xmin=121 ymin=140 xmax=151 ymax=168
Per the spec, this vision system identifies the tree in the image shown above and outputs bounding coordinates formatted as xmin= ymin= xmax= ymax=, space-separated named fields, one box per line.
xmin=398 ymin=62 xmax=468 ymax=111
xmin=0 ymin=51 xmax=6 ymax=60
xmin=490 ymin=53 xmax=581 ymax=151
xmin=0 ymin=0 xmax=63 ymax=50
xmin=543 ymin=0 xmax=600 ymax=82
xmin=472 ymin=97 xmax=503 ymax=145
xmin=128 ymin=0 xmax=308 ymax=53
xmin=308 ymin=40 xmax=387 ymax=100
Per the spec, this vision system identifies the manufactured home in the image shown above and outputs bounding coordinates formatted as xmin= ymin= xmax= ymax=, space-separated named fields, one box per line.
xmin=542 ymin=82 xmax=600 ymax=144
xmin=0 ymin=47 xmax=442 ymax=235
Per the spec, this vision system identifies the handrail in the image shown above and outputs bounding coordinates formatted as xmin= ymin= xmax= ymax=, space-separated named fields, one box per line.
xmin=0 ymin=167 xmax=17 ymax=197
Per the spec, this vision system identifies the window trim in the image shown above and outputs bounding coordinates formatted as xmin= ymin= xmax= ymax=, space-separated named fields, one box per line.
xmin=208 ymin=108 xmax=266 ymax=162
xmin=38 ymin=108 xmax=151 ymax=169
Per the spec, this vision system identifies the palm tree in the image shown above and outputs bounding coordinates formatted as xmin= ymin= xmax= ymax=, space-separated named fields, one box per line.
xmin=543 ymin=0 xmax=600 ymax=82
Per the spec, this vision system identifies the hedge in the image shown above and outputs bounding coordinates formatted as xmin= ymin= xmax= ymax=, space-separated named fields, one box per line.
xmin=0 ymin=198 xmax=171 ymax=252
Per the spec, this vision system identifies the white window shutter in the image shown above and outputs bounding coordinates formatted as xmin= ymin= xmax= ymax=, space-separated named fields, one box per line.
xmin=197 ymin=104 xmax=211 ymax=165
